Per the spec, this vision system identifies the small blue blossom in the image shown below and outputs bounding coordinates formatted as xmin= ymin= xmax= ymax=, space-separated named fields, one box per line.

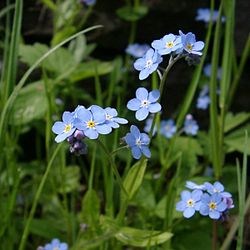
xmin=127 ymin=87 xmax=162 ymax=121
xmin=199 ymin=193 xmax=227 ymax=219
xmin=52 ymin=111 xmax=76 ymax=143
xmin=176 ymin=190 xmax=203 ymax=218
xmin=185 ymin=181 xmax=206 ymax=190
xmin=196 ymin=8 xmax=225 ymax=23
xmin=125 ymin=125 xmax=151 ymax=159
xmin=42 ymin=238 xmax=68 ymax=250
xmin=159 ymin=119 xmax=177 ymax=138
xmin=204 ymin=181 xmax=232 ymax=198
xmin=183 ymin=114 xmax=199 ymax=136
xmin=179 ymin=30 xmax=205 ymax=56
xmin=104 ymin=107 xmax=128 ymax=129
xmin=125 ymin=43 xmax=150 ymax=58
xmin=203 ymin=63 xmax=222 ymax=79
xmin=75 ymin=105 xmax=111 ymax=139
xmin=196 ymin=85 xmax=210 ymax=110
xmin=144 ymin=116 xmax=157 ymax=135
xmin=80 ymin=0 xmax=96 ymax=6
xmin=151 ymin=33 xmax=182 ymax=55
xmin=134 ymin=48 xmax=163 ymax=80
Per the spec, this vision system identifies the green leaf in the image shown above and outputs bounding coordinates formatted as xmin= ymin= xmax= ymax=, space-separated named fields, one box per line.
xmin=122 ymin=159 xmax=147 ymax=200
xmin=69 ymin=60 xmax=114 ymax=82
xmin=115 ymin=227 xmax=172 ymax=247
xmin=51 ymin=26 xmax=76 ymax=46
xmin=9 ymin=81 xmax=47 ymax=125
xmin=224 ymin=112 xmax=250 ymax=133
xmin=116 ymin=5 xmax=148 ymax=22
xmin=224 ymin=125 xmax=250 ymax=154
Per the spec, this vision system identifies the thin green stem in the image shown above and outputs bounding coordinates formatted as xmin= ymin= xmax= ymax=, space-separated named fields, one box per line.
xmin=19 ymin=143 xmax=63 ymax=250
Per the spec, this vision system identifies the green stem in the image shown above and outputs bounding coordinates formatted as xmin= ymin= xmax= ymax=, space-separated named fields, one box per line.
xmin=19 ymin=144 xmax=63 ymax=250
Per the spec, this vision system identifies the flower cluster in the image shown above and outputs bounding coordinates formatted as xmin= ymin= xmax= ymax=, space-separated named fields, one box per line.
xmin=133 ymin=30 xmax=205 ymax=80
xmin=176 ymin=181 xmax=234 ymax=220
xmin=183 ymin=114 xmax=199 ymax=135
xmin=37 ymin=238 xmax=68 ymax=250
xmin=52 ymin=105 xmax=128 ymax=154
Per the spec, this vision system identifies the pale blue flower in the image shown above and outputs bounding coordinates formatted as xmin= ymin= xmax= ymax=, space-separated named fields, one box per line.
xmin=185 ymin=181 xmax=206 ymax=190
xmin=80 ymin=0 xmax=96 ymax=6
xmin=196 ymin=8 xmax=225 ymax=23
xmin=203 ymin=63 xmax=222 ymax=79
xmin=134 ymin=48 xmax=163 ymax=80
xmin=204 ymin=181 xmax=232 ymax=198
xmin=75 ymin=105 xmax=111 ymax=139
xmin=183 ymin=114 xmax=199 ymax=136
xmin=126 ymin=43 xmax=150 ymax=58
xmin=151 ymin=33 xmax=182 ymax=55
xmin=199 ymin=193 xmax=227 ymax=219
xmin=125 ymin=125 xmax=151 ymax=159
xmin=179 ymin=30 xmax=205 ymax=56
xmin=43 ymin=238 xmax=68 ymax=250
xmin=196 ymin=85 xmax=210 ymax=110
xmin=176 ymin=190 xmax=203 ymax=218
xmin=159 ymin=119 xmax=177 ymax=138
xmin=104 ymin=107 xmax=128 ymax=129
xmin=52 ymin=111 xmax=76 ymax=143
xmin=127 ymin=87 xmax=161 ymax=121
xmin=143 ymin=116 xmax=157 ymax=135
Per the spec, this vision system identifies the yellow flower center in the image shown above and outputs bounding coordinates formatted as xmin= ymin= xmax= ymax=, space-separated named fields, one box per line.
xmin=187 ymin=199 xmax=194 ymax=207
xmin=64 ymin=124 xmax=72 ymax=133
xmin=166 ymin=41 xmax=174 ymax=48
xmin=87 ymin=120 xmax=96 ymax=128
xmin=209 ymin=202 xmax=217 ymax=210
xmin=186 ymin=43 xmax=193 ymax=50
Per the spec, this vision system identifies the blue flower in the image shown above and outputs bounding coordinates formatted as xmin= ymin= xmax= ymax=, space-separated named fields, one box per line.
xmin=43 ymin=238 xmax=68 ymax=250
xmin=176 ymin=190 xmax=203 ymax=218
xmin=134 ymin=48 xmax=163 ymax=80
xmin=151 ymin=33 xmax=182 ymax=55
xmin=179 ymin=31 xmax=205 ymax=56
xmin=125 ymin=43 xmax=150 ymax=58
xmin=204 ymin=181 xmax=232 ymax=198
xmin=199 ymin=193 xmax=227 ymax=219
xmin=159 ymin=119 xmax=177 ymax=138
xmin=185 ymin=181 xmax=206 ymax=190
xmin=80 ymin=0 xmax=96 ymax=6
xmin=183 ymin=114 xmax=199 ymax=136
xmin=52 ymin=111 xmax=76 ymax=143
xmin=104 ymin=107 xmax=128 ymax=129
xmin=127 ymin=87 xmax=161 ymax=121
xmin=196 ymin=8 xmax=225 ymax=23
xmin=75 ymin=105 xmax=111 ymax=139
xmin=125 ymin=125 xmax=151 ymax=159
xmin=196 ymin=85 xmax=210 ymax=110
xmin=203 ymin=63 xmax=222 ymax=79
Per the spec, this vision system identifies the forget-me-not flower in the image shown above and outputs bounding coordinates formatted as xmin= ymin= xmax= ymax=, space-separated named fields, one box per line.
xmin=196 ymin=8 xmax=225 ymax=23
xmin=176 ymin=190 xmax=203 ymax=218
xmin=151 ymin=33 xmax=182 ymax=55
xmin=80 ymin=0 xmax=96 ymax=6
xmin=204 ymin=181 xmax=233 ymax=199
xmin=127 ymin=87 xmax=162 ymax=121
xmin=125 ymin=125 xmax=151 ymax=159
xmin=75 ymin=105 xmax=111 ymax=139
xmin=160 ymin=119 xmax=177 ymax=138
xmin=196 ymin=85 xmax=210 ymax=110
xmin=203 ymin=63 xmax=222 ymax=79
xmin=42 ymin=238 xmax=68 ymax=250
xmin=183 ymin=114 xmax=199 ymax=136
xmin=52 ymin=111 xmax=76 ymax=143
xmin=134 ymin=48 xmax=163 ymax=80
xmin=144 ymin=116 xmax=157 ymax=135
xmin=104 ymin=107 xmax=128 ymax=129
xmin=179 ymin=30 xmax=205 ymax=56
xmin=199 ymin=193 xmax=227 ymax=219
xmin=185 ymin=181 xmax=206 ymax=190
xmin=126 ymin=43 xmax=150 ymax=58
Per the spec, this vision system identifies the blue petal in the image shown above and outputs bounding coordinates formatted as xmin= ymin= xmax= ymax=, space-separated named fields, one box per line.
xmin=125 ymin=133 xmax=136 ymax=147
xmin=151 ymin=39 xmax=163 ymax=50
xmin=193 ymin=41 xmax=204 ymax=51
xmin=148 ymin=63 xmax=159 ymax=74
xmin=130 ymin=125 xmax=140 ymax=138
xmin=113 ymin=117 xmax=128 ymax=124
xmin=84 ymin=129 xmax=98 ymax=139
xmin=199 ymin=204 xmax=209 ymax=216
xmin=140 ymin=133 xmax=150 ymax=144
xmin=141 ymin=145 xmax=151 ymax=158
xmin=139 ymin=68 xmax=150 ymax=80
xmin=148 ymin=103 xmax=161 ymax=113
xmin=62 ymin=111 xmax=73 ymax=123
xmin=134 ymin=58 xmax=146 ymax=70
xmin=105 ymin=107 xmax=117 ymax=117
xmin=96 ymin=124 xmax=112 ymax=134
xmin=217 ymin=201 xmax=227 ymax=212
xmin=77 ymin=109 xmax=92 ymax=122
xmin=145 ymin=48 xmax=154 ymax=60
xmin=136 ymin=87 xmax=148 ymax=101
xmin=181 ymin=190 xmax=191 ymax=201
xmin=55 ymin=133 xmax=69 ymax=143
xmin=127 ymin=98 xmax=141 ymax=111
xmin=209 ymin=210 xmax=221 ymax=219
xmin=192 ymin=190 xmax=203 ymax=201
xmin=131 ymin=146 xmax=142 ymax=159
xmin=52 ymin=121 xmax=65 ymax=134
xmin=136 ymin=108 xmax=149 ymax=121
xmin=183 ymin=207 xmax=195 ymax=218
xmin=148 ymin=89 xmax=160 ymax=102
xmin=176 ymin=201 xmax=186 ymax=211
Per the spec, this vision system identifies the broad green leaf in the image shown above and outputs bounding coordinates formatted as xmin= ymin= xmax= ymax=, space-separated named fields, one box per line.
xmin=116 ymin=5 xmax=148 ymax=22
xmin=122 ymin=159 xmax=147 ymax=200
xmin=224 ymin=125 xmax=250 ymax=154
xmin=9 ymin=81 xmax=47 ymax=125
xmin=69 ymin=60 xmax=114 ymax=82
xmin=81 ymin=189 xmax=100 ymax=227
xmin=115 ymin=227 xmax=172 ymax=247
xmin=224 ymin=112 xmax=250 ymax=133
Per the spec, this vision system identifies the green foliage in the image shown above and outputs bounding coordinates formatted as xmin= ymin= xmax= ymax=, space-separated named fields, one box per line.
xmin=116 ymin=5 xmax=148 ymax=22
